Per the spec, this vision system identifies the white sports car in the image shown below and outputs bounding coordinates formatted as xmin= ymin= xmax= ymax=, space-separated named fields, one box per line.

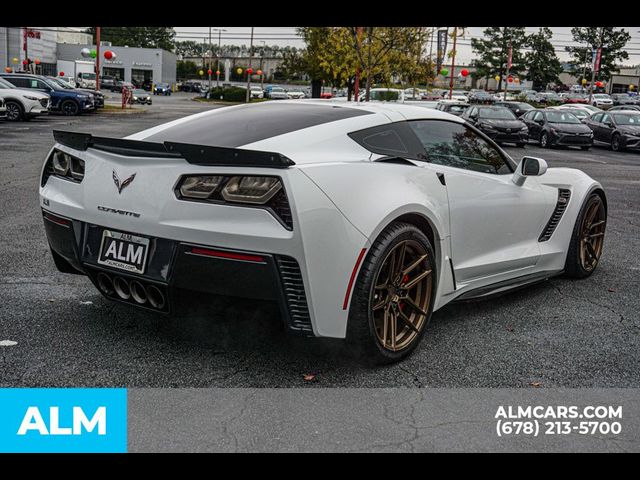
xmin=40 ymin=101 xmax=607 ymax=364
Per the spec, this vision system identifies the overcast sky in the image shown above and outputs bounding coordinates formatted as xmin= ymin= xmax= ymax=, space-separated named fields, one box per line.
xmin=174 ymin=26 xmax=640 ymax=65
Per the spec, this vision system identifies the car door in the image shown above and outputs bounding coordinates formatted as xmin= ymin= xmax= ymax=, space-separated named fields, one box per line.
xmin=599 ymin=113 xmax=615 ymax=143
xmin=521 ymin=111 xmax=536 ymax=138
xmin=407 ymin=119 xmax=551 ymax=285
xmin=585 ymin=112 xmax=603 ymax=141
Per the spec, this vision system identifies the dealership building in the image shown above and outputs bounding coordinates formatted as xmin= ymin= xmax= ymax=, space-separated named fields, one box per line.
xmin=1 ymin=27 xmax=176 ymax=87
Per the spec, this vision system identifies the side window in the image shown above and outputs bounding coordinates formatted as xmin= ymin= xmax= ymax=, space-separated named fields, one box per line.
xmin=7 ymin=77 xmax=28 ymax=88
xmin=361 ymin=129 xmax=408 ymax=154
xmin=348 ymin=122 xmax=425 ymax=158
xmin=591 ymin=113 xmax=603 ymax=123
xmin=533 ymin=111 xmax=544 ymax=122
xmin=601 ymin=114 xmax=611 ymax=124
xmin=35 ymin=80 xmax=49 ymax=90
xmin=408 ymin=120 xmax=513 ymax=175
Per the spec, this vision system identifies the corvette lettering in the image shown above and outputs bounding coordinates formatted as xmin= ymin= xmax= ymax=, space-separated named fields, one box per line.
xmin=97 ymin=206 xmax=141 ymax=218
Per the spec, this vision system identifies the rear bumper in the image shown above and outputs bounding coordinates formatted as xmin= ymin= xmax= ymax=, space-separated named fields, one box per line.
xmin=42 ymin=209 xmax=314 ymax=335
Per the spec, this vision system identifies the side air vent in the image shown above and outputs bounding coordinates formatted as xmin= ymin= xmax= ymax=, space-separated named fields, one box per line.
xmin=539 ymin=189 xmax=571 ymax=242
xmin=275 ymin=256 xmax=313 ymax=335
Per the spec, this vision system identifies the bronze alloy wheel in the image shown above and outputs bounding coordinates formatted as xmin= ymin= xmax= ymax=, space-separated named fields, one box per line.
xmin=371 ymin=239 xmax=433 ymax=352
xmin=579 ymin=197 xmax=606 ymax=272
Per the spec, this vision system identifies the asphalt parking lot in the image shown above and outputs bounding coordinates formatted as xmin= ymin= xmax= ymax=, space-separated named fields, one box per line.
xmin=1 ymin=93 xmax=639 ymax=388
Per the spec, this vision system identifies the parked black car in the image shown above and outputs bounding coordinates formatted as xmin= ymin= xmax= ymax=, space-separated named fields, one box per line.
xmin=521 ymin=109 xmax=593 ymax=150
xmin=608 ymin=105 xmax=640 ymax=112
xmin=461 ymin=105 xmax=528 ymax=146
xmin=154 ymin=83 xmax=172 ymax=95
xmin=434 ymin=101 xmax=469 ymax=116
xmin=180 ymin=81 xmax=204 ymax=93
xmin=583 ymin=111 xmax=640 ymax=152
xmin=110 ymin=80 xmax=134 ymax=93
xmin=493 ymin=101 xmax=534 ymax=118
xmin=468 ymin=90 xmax=495 ymax=104
xmin=132 ymin=89 xmax=152 ymax=105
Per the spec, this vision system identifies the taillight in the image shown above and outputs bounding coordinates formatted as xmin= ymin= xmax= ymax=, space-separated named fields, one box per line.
xmin=42 ymin=149 xmax=85 ymax=187
xmin=175 ymin=174 xmax=293 ymax=230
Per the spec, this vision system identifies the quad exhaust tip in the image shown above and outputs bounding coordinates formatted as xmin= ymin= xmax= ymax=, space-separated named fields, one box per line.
xmin=113 ymin=276 xmax=131 ymax=300
xmin=146 ymin=285 xmax=165 ymax=310
xmin=130 ymin=280 xmax=148 ymax=305
xmin=94 ymin=271 xmax=166 ymax=310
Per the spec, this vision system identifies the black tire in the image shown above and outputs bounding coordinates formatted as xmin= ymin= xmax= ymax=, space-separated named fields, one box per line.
xmin=61 ymin=100 xmax=80 ymax=116
xmin=516 ymin=142 xmax=527 ymax=148
xmin=346 ymin=222 xmax=437 ymax=365
xmin=564 ymin=193 xmax=606 ymax=279
xmin=5 ymin=100 xmax=24 ymax=121
xmin=540 ymin=132 xmax=549 ymax=148
xmin=611 ymin=133 xmax=623 ymax=152
xmin=580 ymin=146 xmax=591 ymax=151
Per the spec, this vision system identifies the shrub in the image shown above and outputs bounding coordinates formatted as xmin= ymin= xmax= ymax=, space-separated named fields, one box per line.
xmin=206 ymin=86 xmax=247 ymax=102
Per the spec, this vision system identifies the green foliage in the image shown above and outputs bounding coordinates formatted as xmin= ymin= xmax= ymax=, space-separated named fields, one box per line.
xmin=471 ymin=27 xmax=528 ymax=91
xmin=565 ymin=27 xmax=631 ymax=80
xmin=176 ymin=60 xmax=199 ymax=80
xmin=86 ymin=27 xmax=175 ymax=51
xmin=525 ymin=28 xmax=562 ymax=90
xmin=206 ymin=86 xmax=247 ymax=102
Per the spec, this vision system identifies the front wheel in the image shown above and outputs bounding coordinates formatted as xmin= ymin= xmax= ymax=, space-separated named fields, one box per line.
xmin=61 ymin=100 xmax=80 ymax=116
xmin=4 ymin=101 xmax=24 ymax=121
xmin=564 ymin=193 xmax=606 ymax=278
xmin=611 ymin=133 xmax=623 ymax=152
xmin=347 ymin=222 xmax=436 ymax=365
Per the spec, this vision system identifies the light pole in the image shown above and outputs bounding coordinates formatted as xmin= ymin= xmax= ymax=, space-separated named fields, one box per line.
xmin=245 ymin=27 xmax=254 ymax=103
xmin=208 ymin=27 xmax=212 ymax=91
xmin=211 ymin=28 xmax=226 ymax=87
xmin=259 ymin=40 xmax=265 ymax=90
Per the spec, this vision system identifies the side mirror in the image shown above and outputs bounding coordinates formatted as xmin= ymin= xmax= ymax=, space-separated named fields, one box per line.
xmin=513 ymin=156 xmax=548 ymax=186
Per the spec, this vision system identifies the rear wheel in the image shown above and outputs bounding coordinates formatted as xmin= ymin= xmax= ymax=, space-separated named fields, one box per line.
xmin=347 ymin=222 xmax=436 ymax=365
xmin=5 ymin=101 xmax=24 ymax=121
xmin=564 ymin=193 xmax=606 ymax=278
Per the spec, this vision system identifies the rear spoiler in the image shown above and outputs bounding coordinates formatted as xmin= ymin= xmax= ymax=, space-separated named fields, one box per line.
xmin=52 ymin=130 xmax=295 ymax=169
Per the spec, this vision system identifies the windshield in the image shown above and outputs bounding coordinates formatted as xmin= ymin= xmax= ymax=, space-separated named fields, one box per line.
xmin=49 ymin=78 xmax=73 ymax=89
xmin=42 ymin=78 xmax=63 ymax=90
xmin=545 ymin=111 xmax=581 ymax=124
xmin=515 ymin=103 xmax=533 ymax=110
xmin=478 ymin=108 xmax=516 ymax=120
xmin=613 ymin=114 xmax=640 ymax=125
xmin=133 ymin=89 xmax=147 ymax=94
xmin=594 ymin=94 xmax=609 ymax=99
xmin=80 ymin=73 xmax=96 ymax=80
xmin=560 ymin=109 xmax=587 ymax=118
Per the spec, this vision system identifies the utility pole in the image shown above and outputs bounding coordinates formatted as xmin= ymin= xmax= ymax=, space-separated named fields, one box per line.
xmin=448 ymin=27 xmax=458 ymax=100
xmin=588 ymin=27 xmax=604 ymax=104
xmin=503 ymin=39 xmax=512 ymax=101
xmin=211 ymin=28 xmax=226 ymax=87
xmin=428 ymin=27 xmax=435 ymax=90
xmin=23 ymin=27 xmax=28 ymax=71
xmin=208 ymin=27 xmax=212 ymax=91
xmin=245 ymin=27 xmax=254 ymax=103
xmin=96 ymin=27 xmax=101 ymax=91
xmin=259 ymin=40 xmax=265 ymax=90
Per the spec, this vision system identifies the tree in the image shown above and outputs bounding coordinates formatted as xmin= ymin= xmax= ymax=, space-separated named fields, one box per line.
xmin=174 ymin=41 xmax=208 ymax=58
xmin=565 ymin=27 xmax=631 ymax=81
xmin=471 ymin=27 xmax=528 ymax=91
xmin=176 ymin=60 xmax=198 ymax=80
xmin=86 ymin=27 xmax=175 ymax=51
xmin=525 ymin=28 xmax=562 ymax=90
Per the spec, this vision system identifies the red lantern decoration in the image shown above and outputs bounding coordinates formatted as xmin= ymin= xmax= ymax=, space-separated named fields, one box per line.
xmin=104 ymin=50 xmax=114 ymax=60
xmin=4 ymin=67 xmax=12 ymax=73
xmin=215 ymin=70 xmax=220 ymax=76
xmin=59 ymin=71 xmax=65 ymax=77
xmin=257 ymin=69 xmax=263 ymax=76
xmin=246 ymin=68 xmax=253 ymax=75
xmin=207 ymin=69 xmax=212 ymax=76
xmin=460 ymin=68 xmax=469 ymax=77
xmin=22 ymin=59 xmax=28 ymax=66
xmin=34 ymin=58 xmax=41 ymax=65
xmin=507 ymin=76 xmax=514 ymax=83
xmin=595 ymin=81 xmax=604 ymax=88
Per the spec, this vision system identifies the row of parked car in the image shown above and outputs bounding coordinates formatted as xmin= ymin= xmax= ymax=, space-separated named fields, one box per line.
xmin=435 ymin=99 xmax=640 ymax=152
xmin=0 ymin=72 xmax=105 ymax=121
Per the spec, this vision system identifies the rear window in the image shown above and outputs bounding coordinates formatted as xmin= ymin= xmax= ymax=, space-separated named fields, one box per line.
xmin=144 ymin=102 xmax=372 ymax=147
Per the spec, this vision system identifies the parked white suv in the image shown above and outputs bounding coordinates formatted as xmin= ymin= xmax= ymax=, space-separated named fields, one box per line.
xmin=0 ymin=77 xmax=50 ymax=121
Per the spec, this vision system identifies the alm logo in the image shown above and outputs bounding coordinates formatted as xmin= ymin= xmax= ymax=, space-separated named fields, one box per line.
xmin=18 ymin=406 xmax=106 ymax=436
xmin=0 ymin=388 xmax=127 ymax=453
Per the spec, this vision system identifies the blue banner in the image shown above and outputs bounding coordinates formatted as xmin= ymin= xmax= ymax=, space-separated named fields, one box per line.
xmin=0 ymin=388 xmax=127 ymax=453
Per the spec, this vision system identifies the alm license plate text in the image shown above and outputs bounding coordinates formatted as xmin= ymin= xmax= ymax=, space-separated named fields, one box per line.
xmin=98 ymin=230 xmax=150 ymax=274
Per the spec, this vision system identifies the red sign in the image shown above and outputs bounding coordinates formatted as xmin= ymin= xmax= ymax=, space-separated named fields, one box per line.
xmin=594 ymin=48 xmax=602 ymax=73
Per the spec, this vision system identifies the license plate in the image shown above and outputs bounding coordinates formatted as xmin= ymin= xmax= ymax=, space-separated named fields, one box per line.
xmin=98 ymin=230 xmax=150 ymax=274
